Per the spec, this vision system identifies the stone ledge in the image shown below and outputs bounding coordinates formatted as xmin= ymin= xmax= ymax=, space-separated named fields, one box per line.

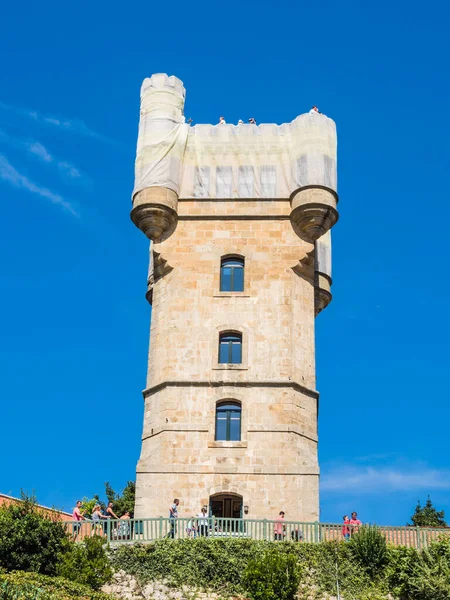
xmin=142 ymin=426 xmax=317 ymax=443
xmin=143 ymin=379 xmax=319 ymax=400
xmin=211 ymin=365 xmax=249 ymax=371
xmin=212 ymin=292 xmax=252 ymax=298
xmin=136 ymin=465 xmax=320 ymax=475
xmin=208 ymin=441 xmax=248 ymax=448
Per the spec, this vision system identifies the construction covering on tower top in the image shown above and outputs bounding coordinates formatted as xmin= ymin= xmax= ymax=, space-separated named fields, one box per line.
xmin=133 ymin=73 xmax=338 ymax=201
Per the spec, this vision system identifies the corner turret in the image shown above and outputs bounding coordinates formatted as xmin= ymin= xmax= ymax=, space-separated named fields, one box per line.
xmin=131 ymin=74 xmax=188 ymax=240
xmin=314 ymin=230 xmax=332 ymax=315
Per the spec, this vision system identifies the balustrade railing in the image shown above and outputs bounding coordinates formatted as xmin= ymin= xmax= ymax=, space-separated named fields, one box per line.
xmin=63 ymin=517 xmax=449 ymax=549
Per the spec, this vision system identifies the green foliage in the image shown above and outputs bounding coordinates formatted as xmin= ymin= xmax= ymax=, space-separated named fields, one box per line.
xmin=243 ymin=550 xmax=301 ymax=600
xmin=110 ymin=538 xmax=391 ymax=599
xmin=0 ymin=494 xmax=70 ymax=575
xmin=308 ymin=540 xmax=389 ymax=599
xmin=56 ymin=536 xmax=112 ymax=591
xmin=388 ymin=537 xmax=450 ymax=600
xmin=110 ymin=538 xmax=257 ymax=595
xmin=80 ymin=496 xmax=102 ymax=518
xmin=104 ymin=481 xmax=135 ymax=517
xmin=349 ymin=524 xmax=388 ymax=577
xmin=410 ymin=497 xmax=447 ymax=527
xmin=0 ymin=571 xmax=114 ymax=600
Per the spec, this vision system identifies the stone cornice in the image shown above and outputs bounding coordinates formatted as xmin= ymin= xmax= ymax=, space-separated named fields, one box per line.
xmin=143 ymin=425 xmax=318 ymax=444
xmin=179 ymin=215 xmax=290 ymax=221
xmin=142 ymin=379 xmax=319 ymax=400
xmin=136 ymin=464 xmax=320 ymax=476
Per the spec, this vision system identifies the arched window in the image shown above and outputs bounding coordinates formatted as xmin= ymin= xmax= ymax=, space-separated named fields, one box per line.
xmin=215 ymin=402 xmax=241 ymax=441
xmin=220 ymin=257 xmax=244 ymax=292
xmin=219 ymin=332 xmax=242 ymax=364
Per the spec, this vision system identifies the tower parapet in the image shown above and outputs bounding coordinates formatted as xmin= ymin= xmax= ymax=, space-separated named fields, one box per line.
xmin=131 ymin=80 xmax=339 ymax=241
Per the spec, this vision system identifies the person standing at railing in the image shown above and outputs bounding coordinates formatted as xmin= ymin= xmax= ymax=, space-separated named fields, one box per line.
xmin=92 ymin=504 xmax=109 ymax=536
xmin=72 ymin=500 xmax=86 ymax=541
xmin=117 ymin=511 xmax=131 ymax=540
xmin=103 ymin=502 xmax=119 ymax=539
xmin=274 ymin=511 xmax=286 ymax=541
xmin=342 ymin=515 xmax=351 ymax=541
xmin=166 ymin=498 xmax=180 ymax=539
xmin=104 ymin=501 xmax=119 ymax=520
xmin=197 ymin=506 xmax=209 ymax=537
xmin=349 ymin=511 xmax=362 ymax=536
xmin=186 ymin=517 xmax=198 ymax=538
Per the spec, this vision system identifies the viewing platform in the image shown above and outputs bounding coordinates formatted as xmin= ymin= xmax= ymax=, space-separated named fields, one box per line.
xmin=64 ymin=516 xmax=448 ymax=549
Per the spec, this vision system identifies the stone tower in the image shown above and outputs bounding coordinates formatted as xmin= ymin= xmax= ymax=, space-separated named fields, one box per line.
xmin=131 ymin=74 xmax=338 ymax=521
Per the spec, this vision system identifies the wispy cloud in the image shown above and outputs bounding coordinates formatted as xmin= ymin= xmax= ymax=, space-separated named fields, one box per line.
xmin=0 ymin=129 xmax=84 ymax=183
xmin=57 ymin=161 xmax=81 ymax=180
xmin=0 ymin=155 xmax=77 ymax=216
xmin=0 ymin=101 xmax=112 ymax=143
xmin=27 ymin=141 xmax=52 ymax=162
xmin=321 ymin=463 xmax=450 ymax=493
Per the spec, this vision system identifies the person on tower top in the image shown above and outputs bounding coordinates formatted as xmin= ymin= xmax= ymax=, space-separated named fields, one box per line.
xmin=219 ymin=116 xmax=226 ymax=124
xmin=248 ymin=117 xmax=257 ymax=124
xmin=309 ymin=105 xmax=321 ymax=115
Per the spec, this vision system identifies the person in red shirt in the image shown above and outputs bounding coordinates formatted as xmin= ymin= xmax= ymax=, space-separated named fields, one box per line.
xmin=274 ymin=511 xmax=285 ymax=541
xmin=342 ymin=515 xmax=351 ymax=541
xmin=72 ymin=500 xmax=86 ymax=540
xmin=349 ymin=511 xmax=362 ymax=536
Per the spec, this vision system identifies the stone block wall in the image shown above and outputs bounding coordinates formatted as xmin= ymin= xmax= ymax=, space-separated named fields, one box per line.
xmin=135 ymin=198 xmax=320 ymax=521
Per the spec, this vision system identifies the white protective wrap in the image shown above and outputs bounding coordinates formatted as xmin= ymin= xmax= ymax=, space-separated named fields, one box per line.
xmin=133 ymin=74 xmax=189 ymax=198
xmin=315 ymin=230 xmax=332 ymax=279
xmin=133 ymin=74 xmax=337 ymax=200
xmin=179 ymin=116 xmax=337 ymax=199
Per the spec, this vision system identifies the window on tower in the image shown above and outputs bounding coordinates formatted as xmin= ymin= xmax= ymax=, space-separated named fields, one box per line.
xmin=218 ymin=332 xmax=242 ymax=364
xmin=220 ymin=257 xmax=244 ymax=292
xmin=215 ymin=401 xmax=242 ymax=441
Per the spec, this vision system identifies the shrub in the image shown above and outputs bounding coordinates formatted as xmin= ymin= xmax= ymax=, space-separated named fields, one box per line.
xmin=0 ymin=571 xmax=114 ymax=599
xmin=109 ymin=537 xmax=261 ymax=594
xmin=56 ymin=535 xmax=113 ymax=590
xmin=0 ymin=494 xmax=70 ymax=575
xmin=388 ymin=537 xmax=450 ymax=600
xmin=110 ymin=539 xmax=388 ymax=598
xmin=349 ymin=525 xmax=388 ymax=577
xmin=243 ymin=550 xmax=301 ymax=600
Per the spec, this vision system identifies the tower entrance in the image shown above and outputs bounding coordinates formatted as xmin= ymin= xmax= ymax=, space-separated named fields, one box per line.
xmin=209 ymin=493 xmax=242 ymax=519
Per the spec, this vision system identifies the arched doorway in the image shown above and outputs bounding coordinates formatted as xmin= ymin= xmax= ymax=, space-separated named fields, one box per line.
xmin=209 ymin=493 xmax=243 ymax=519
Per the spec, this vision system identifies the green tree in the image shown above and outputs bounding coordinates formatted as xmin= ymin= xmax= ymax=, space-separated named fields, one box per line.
xmin=56 ymin=535 xmax=113 ymax=590
xmin=80 ymin=495 xmax=102 ymax=518
xmin=349 ymin=525 xmax=388 ymax=578
xmin=104 ymin=481 xmax=135 ymax=517
xmin=410 ymin=497 xmax=447 ymax=527
xmin=0 ymin=493 xmax=70 ymax=575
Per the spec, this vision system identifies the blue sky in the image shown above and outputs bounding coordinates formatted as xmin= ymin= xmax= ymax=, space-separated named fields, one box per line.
xmin=1 ymin=0 xmax=449 ymax=526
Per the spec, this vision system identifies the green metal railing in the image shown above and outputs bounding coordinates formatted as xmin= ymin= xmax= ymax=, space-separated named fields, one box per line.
xmin=63 ymin=517 xmax=449 ymax=549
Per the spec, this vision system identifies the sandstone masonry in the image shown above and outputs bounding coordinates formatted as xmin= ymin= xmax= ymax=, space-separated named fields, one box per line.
xmin=130 ymin=74 xmax=338 ymax=521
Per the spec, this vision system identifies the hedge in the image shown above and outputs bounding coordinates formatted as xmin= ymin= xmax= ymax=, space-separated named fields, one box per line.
xmin=109 ymin=538 xmax=389 ymax=599
xmin=0 ymin=571 xmax=114 ymax=600
xmin=109 ymin=535 xmax=450 ymax=600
